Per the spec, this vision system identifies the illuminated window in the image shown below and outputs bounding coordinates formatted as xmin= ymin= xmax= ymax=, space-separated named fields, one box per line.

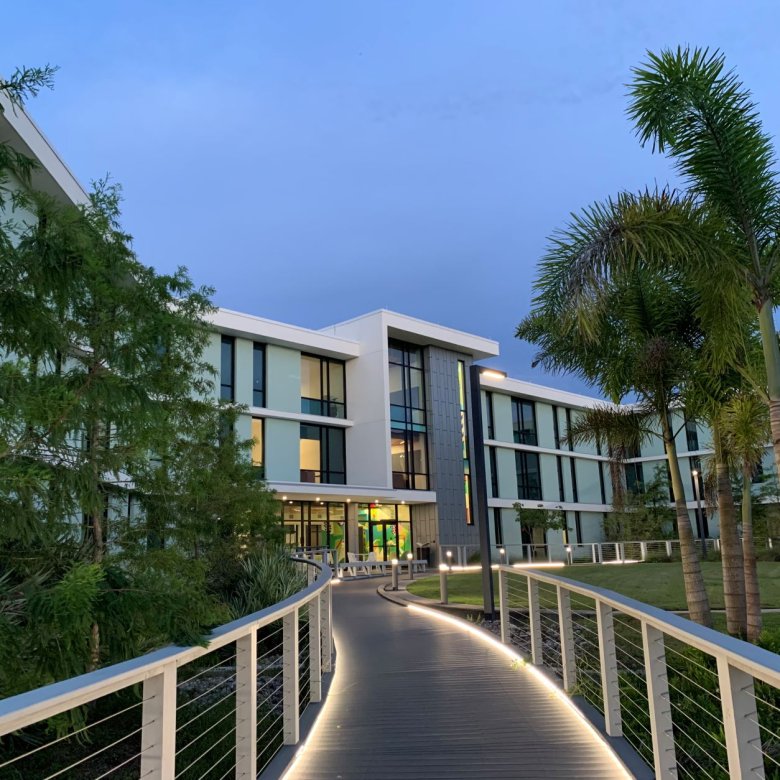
xmin=457 ymin=361 xmax=473 ymax=524
xmin=389 ymin=340 xmax=429 ymax=490
xmin=301 ymin=354 xmax=346 ymax=418
xmin=251 ymin=418 xmax=264 ymax=468
xmin=300 ymin=424 xmax=345 ymax=484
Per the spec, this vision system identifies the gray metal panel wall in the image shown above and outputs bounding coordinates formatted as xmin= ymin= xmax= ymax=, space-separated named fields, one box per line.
xmin=424 ymin=346 xmax=480 ymax=549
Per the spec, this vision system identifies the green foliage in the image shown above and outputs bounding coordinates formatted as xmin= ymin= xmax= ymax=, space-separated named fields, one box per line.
xmin=0 ymin=66 xmax=291 ymax=713
xmin=513 ymin=502 xmax=567 ymax=537
xmin=230 ymin=547 xmax=306 ymax=619
xmin=603 ymin=466 xmax=675 ymax=541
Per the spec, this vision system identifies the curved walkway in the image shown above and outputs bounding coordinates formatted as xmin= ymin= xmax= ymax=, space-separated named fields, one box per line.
xmin=287 ymin=577 xmax=630 ymax=779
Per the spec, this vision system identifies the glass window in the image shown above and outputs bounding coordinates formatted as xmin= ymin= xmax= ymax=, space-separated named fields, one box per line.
xmin=685 ymin=417 xmax=699 ymax=452
xmin=486 ymin=391 xmax=495 ymax=439
xmin=220 ymin=336 xmax=234 ymax=401
xmin=512 ymin=398 xmax=537 ymax=445
xmin=458 ymin=361 xmax=472 ymax=524
xmin=389 ymin=340 xmax=429 ymax=490
xmin=253 ymin=343 xmax=265 ymax=407
xmin=301 ymin=354 xmax=346 ymax=418
xmin=300 ymin=424 xmax=345 ymax=484
xmin=493 ymin=508 xmax=504 ymax=546
xmin=515 ymin=451 xmax=542 ymax=500
xmin=251 ymin=418 xmax=263 ymax=468
xmin=489 ymin=447 xmax=499 ymax=498
xmin=625 ymin=462 xmax=644 ymax=494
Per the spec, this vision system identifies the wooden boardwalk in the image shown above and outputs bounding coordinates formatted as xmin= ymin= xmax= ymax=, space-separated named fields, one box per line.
xmin=287 ymin=578 xmax=630 ymax=779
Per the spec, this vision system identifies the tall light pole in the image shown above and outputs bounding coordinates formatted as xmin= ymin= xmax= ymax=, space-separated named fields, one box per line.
xmin=691 ymin=469 xmax=707 ymax=557
xmin=469 ymin=364 xmax=506 ymax=619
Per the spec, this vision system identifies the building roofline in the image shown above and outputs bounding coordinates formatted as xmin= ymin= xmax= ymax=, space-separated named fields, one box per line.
xmin=0 ymin=94 xmax=89 ymax=206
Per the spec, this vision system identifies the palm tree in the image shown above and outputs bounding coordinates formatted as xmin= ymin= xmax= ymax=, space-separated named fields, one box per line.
xmin=629 ymin=47 xmax=780 ymax=480
xmin=518 ymin=264 xmax=713 ymax=626
xmin=721 ymin=390 xmax=770 ymax=641
xmin=685 ymin=368 xmax=749 ymax=636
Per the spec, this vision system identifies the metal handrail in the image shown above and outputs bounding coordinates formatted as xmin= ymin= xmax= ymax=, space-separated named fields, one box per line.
xmin=496 ymin=563 xmax=776 ymax=778
xmin=0 ymin=557 xmax=333 ymax=779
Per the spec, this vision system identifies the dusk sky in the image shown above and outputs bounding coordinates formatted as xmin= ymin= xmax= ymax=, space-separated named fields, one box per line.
xmin=6 ymin=2 xmax=780 ymax=394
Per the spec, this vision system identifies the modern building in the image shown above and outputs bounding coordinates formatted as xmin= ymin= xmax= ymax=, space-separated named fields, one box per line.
xmin=207 ymin=306 xmax=764 ymax=564
xmin=4 ymin=91 xmax=775 ymax=565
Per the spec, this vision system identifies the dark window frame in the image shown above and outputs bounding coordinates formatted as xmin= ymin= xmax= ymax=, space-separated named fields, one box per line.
xmin=220 ymin=335 xmax=235 ymax=401
xmin=252 ymin=342 xmax=266 ymax=407
xmin=493 ymin=507 xmax=504 ymax=546
xmin=485 ymin=391 xmax=495 ymax=440
xmin=300 ymin=423 xmax=346 ymax=485
xmin=515 ymin=450 xmax=542 ymax=501
xmin=301 ymin=353 xmax=347 ymax=419
xmin=512 ymin=397 xmax=538 ymax=445
xmin=489 ymin=446 xmax=499 ymax=498
xmin=389 ymin=340 xmax=429 ymax=491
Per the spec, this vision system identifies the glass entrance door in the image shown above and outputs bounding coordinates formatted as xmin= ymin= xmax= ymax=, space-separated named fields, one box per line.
xmin=369 ymin=522 xmax=399 ymax=561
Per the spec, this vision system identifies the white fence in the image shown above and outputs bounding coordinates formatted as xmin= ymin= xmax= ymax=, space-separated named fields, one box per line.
xmin=496 ymin=564 xmax=780 ymax=778
xmin=0 ymin=558 xmax=333 ymax=779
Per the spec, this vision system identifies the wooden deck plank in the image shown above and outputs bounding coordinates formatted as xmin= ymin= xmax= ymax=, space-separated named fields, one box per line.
xmin=287 ymin=579 xmax=630 ymax=779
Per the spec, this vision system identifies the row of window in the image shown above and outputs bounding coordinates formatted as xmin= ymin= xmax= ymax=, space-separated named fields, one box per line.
xmin=488 ymin=446 xmax=542 ymax=501
xmin=486 ymin=392 xmax=704 ymax=455
xmin=250 ymin=418 xmax=346 ymax=484
xmin=389 ymin=341 xmax=429 ymax=490
xmin=220 ymin=337 xmax=347 ymax=419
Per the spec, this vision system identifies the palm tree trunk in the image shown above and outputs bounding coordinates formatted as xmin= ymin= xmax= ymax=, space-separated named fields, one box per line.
xmin=662 ymin=414 xmax=712 ymax=626
xmin=742 ymin=463 xmax=763 ymax=642
xmin=757 ymin=300 xmax=780 ymax=479
xmin=713 ymin=426 xmax=746 ymax=636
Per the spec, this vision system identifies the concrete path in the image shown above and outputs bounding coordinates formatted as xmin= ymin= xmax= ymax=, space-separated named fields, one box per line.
xmin=287 ymin=577 xmax=629 ymax=779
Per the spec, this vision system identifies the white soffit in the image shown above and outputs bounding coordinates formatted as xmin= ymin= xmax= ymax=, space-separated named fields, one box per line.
xmin=481 ymin=375 xmax=612 ymax=410
xmin=211 ymin=308 xmax=360 ymax=360
xmin=0 ymin=93 xmax=88 ymax=206
xmin=325 ymin=309 xmax=499 ymax=360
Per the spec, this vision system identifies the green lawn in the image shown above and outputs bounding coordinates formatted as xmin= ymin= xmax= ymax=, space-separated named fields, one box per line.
xmin=408 ymin=561 xmax=780 ymax=616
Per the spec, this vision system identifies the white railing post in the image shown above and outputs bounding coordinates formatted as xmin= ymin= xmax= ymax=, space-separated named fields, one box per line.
xmin=640 ymin=541 xmax=648 ymax=562
xmin=641 ymin=623 xmax=677 ymax=779
xmin=591 ymin=543 xmax=598 ymax=564
xmin=717 ymin=657 xmax=765 ymax=779
xmin=596 ymin=602 xmax=621 ymax=736
xmin=283 ymin=608 xmax=300 ymax=745
xmin=439 ymin=565 xmax=449 ymax=605
xmin=235 ymin=630 xmax=257 ymax=778
xmin=527 ymin=576 xmax=543 ymax=665
xmin=557 ymin=585 xmax=576 ymax=692
xmin=321 ymin=584 xmax=333 ymax=674
xmin=498 ymin=568 xmax=510 ymax=644
xmin=309 ymin=594 xmax=323 ymax=703
xmin=140 ymin=664 xmax=177 ymax=780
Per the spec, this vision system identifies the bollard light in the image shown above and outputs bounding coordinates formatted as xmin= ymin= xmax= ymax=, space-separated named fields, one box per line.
xmin=446 ymin=550 xmax=453 ymax=570
xmin=499 ymin=547 xmax=506 ymax=565
xmin=391 ymin=558 xmax=399 ymax=591
xmin=439 ymin=563 xmax=449 ymax=605
xmin=406 ymin=551 xmax=414 ymax=581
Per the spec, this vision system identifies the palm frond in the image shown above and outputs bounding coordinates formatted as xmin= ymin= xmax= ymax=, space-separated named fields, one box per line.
xmin=628 ymin=47 xmax=780 ymax=264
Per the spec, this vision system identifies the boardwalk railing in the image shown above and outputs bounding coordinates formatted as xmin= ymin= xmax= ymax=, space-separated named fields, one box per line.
xmin=0 ymin=557 xmax=332 ymax=779
xmin=496 ymin=564 xmax=780 ymax=779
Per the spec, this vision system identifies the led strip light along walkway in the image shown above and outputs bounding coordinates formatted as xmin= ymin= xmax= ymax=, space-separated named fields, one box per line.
xmin=283 ymin=577 xmax=632 ymax=779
